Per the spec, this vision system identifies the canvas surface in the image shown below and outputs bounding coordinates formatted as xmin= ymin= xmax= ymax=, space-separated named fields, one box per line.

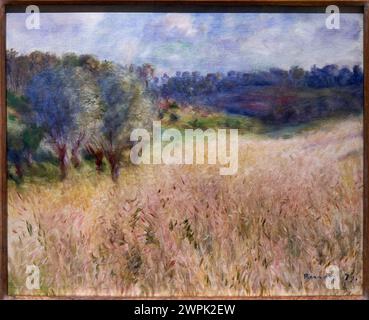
xmin=6 ymin=9 xmax=364 ymax=296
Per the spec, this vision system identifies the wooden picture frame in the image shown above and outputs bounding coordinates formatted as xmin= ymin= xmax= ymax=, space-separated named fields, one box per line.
xmin=0 ymin=0 xmax=368 ymax=300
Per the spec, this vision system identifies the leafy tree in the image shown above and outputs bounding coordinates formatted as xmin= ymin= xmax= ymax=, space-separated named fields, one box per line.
xmin=138 ymin=63 xmax=155 ymax=88
xmin=22 ymin=125 xmax=44 ymax=166
xmin=7 ymin=114 xmax=44 ymax=178
xmin=71 ymin=68 xmax=102 ymax=168
xmin=7 ymin=91 xmax=44 ymax=179
xmin=6 ymin=50 xmax=58 ymax=95
xmin=7 ymin=111 xmax=26 ymax=179
xmin=351 ymin=65 xmax=363 ymax=85
xmin=26 ymin=66 xmax=100 ymax=179
xmin=289 ymin=66 xmax=306 ymax=87
xmin=337 ymin=67 xmax=352 ymax=86
xmin=98 ymin=65 xmax=155 ymax=181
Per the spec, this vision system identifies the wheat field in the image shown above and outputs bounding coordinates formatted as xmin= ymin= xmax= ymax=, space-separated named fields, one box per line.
xmin=7 ymin=117 xmax=363 ymax=297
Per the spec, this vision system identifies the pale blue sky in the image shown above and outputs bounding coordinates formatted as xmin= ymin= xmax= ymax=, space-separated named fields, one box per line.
xmin=6 ymin=12 xmax=363 ymax=75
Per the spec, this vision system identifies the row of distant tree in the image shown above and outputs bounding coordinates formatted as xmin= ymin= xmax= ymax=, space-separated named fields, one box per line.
xmin=150 ymin=63 xmax=363 ymax=124
xmin=156 ymin=65 xmax=363 ymax=101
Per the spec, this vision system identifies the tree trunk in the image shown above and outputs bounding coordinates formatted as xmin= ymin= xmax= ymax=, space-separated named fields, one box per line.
xmin=57 ymin=144 xmax=68 ymax=180
xmin=15 ymin=163 xmax=23 ymax=179
xmin=95 ymin=150 xmax=104 ymax=173
xmin=86 ymin=145 xmax=104 ymax=173
xmin=111 ymin=163 xmax=120 ymax=182
xmin=71 ymin=134 xmax=85 ymax=168
xmin=71 ymin=149 xmax=81 ymax=168
xmin=106 ymin=152 xmax=120 ymax=182
xmin=25 ymin=151 xmax=33 ymax=168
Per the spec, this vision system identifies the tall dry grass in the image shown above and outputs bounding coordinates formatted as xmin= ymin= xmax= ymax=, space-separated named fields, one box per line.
xmin=8 ymin=117 xmax=363 ymax=296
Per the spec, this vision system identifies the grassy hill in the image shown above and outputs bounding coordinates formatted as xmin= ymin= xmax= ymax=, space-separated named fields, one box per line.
xmin=8 ymin=116 xmax=363 ymax=296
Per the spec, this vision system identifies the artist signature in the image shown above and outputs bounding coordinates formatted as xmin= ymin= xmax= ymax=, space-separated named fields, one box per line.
xmin=304 ymin=273 xmax=358 ymax=282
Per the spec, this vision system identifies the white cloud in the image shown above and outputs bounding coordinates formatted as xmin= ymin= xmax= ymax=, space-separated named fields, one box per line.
xmin=162 ymin=13 xmax=198 ymax=37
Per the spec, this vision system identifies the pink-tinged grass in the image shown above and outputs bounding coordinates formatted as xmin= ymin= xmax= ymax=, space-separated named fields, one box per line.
xmin=7 ymin=117 xmax=363 ymax=297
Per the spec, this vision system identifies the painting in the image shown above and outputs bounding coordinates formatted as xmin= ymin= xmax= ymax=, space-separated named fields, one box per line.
xmin=6 ymin=7 xmax=364 ymax=297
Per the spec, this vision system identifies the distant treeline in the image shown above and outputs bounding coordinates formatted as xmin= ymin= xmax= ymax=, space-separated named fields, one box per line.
xmin=158 ymin=64 xmax=363 ymax=97
xmin=155 ymin=64 xmax=363 ymax=124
